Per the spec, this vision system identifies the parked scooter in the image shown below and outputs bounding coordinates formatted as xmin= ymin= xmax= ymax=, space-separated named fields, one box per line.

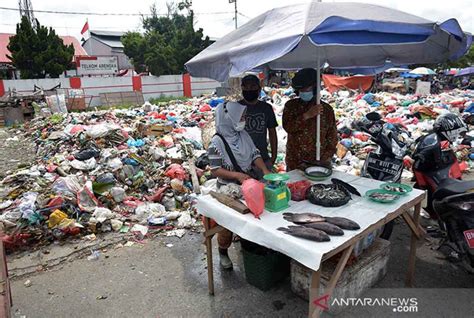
xmin=412 ymin=113 xmax=469 ymax=216
xmin=412 ymin=113 xmax=474 ymax=270
xmin=357 ymin=112 xmax=411 ymax=183
xmin=353 ymin=112 xmax=412 ymax=239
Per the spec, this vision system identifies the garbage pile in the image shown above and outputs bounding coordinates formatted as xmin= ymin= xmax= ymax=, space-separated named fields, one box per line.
xmin=0 ymin=98 xmax=216 ymax=251
xmin=266 ymin=87 xmax=474 ymax=177
xmin=1 ymin=88 xmax=473 ymax=251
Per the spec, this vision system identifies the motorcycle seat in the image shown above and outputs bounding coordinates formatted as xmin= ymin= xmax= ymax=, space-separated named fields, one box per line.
xmin=433 ymin=179 xmax=474 ymax=200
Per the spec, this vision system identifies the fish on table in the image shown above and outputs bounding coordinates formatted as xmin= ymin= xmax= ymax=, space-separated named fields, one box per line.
xmin=302 ymin=222 xmax=344 ymax=236
xmin=283 ymin=212 xmax=325 ymax=224
xmin=324 ymin=217 xmax=360 ymax=230
xmin=278 ymin=225 xmax=330 ymax=242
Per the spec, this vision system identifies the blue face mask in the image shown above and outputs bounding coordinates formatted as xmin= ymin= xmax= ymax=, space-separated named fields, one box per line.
xmin=299 ymin=91 xmax=314 ymax=102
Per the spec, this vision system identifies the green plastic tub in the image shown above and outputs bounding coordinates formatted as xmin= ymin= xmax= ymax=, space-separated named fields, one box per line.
xmin=241 ymin=241 xmax=290 ymax=291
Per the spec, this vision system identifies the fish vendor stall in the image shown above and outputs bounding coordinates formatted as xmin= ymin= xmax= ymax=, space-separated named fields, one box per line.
xmin=195 ymin=170 xmax=425 ymax=318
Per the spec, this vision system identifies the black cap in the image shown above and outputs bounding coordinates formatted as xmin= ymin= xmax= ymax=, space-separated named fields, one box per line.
xmin=241 ymin=74 xmax=260 ymax=86
xmin=292 ymin=68 xmax=317 ymax=90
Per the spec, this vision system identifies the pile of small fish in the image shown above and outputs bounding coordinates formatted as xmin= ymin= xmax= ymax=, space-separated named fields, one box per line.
xmin=368 ymin=192 xmax=399 ymax=201
xmin=306 ymin=178 xmax=361 ymax=207
xmin=382 ymin=184 xmax=409 ymax=194
xmin=278 ymin=212 xmax=361 ymax=242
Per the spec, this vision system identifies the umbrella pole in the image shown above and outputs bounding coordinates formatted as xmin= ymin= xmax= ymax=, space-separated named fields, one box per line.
xmin=316 ymin=55 xmax=321 ymax=161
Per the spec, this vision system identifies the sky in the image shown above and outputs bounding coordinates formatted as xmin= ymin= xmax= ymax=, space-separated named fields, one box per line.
xmin=0 ymin=0 xmax=472 ymax=42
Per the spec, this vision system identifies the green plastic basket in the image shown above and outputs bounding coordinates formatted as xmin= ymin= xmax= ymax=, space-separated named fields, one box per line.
xmin=241 ymin=243 xmax=290 ymax=291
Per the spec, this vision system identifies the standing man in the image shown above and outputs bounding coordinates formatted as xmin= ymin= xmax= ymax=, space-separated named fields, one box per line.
xmin=283 ymin=68 xmax=338 ymax=171
xmin=239 ymin=74 xmax=278 ymax=170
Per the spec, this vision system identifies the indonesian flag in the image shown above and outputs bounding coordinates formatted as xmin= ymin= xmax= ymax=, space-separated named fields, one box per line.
xmin=80 ymin=21 xmax=89 ymax=35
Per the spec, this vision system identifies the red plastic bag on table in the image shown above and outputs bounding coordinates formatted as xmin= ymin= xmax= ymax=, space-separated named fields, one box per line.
xmin=288 ymin=180 xmax=312 ymax=201
xmin=242 ymin=179 xmax=265 ymax=219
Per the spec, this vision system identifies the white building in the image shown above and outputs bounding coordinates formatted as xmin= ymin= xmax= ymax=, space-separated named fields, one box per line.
xmin=82 ymin=30 xmax=132 ymax=70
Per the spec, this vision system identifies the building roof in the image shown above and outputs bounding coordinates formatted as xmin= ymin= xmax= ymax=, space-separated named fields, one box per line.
xmin=89 ymin=30 xmax=125 ymax=49
xmin=0 ymin=33 xmax=87 ymax=63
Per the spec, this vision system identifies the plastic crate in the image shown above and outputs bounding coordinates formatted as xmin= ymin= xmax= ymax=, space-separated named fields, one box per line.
xmin=241 ymin=241 xmax=290 ymax=291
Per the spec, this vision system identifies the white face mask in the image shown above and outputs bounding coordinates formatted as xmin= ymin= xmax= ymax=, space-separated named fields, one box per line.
xmin=235 ymin=121 xmax=246 ymax=131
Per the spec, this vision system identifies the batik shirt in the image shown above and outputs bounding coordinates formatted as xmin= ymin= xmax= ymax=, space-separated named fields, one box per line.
xmin=282 ymin=99 xmax=338 ymax=171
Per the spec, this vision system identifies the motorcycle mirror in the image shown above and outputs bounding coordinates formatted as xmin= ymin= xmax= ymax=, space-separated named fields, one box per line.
xmin=464 ymin=114 xmax=474 ymax=125
xmin=366 ymin=112 xmax=382 ymax=121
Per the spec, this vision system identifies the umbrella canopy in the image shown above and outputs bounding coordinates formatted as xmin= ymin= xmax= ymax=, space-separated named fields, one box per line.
xmin=185 ymin=2 xmax=471 ymax=81
xmin=401 ymin=72 xmax=423 ymax=78
xmin=409 ymin=67 xmax=436 ymax=75
xmin=455 ymin=66 xmax=474 ymax=77
xmin=385 ymin=67 xmax=411 ymax=73
xmin=444 ymin=68 xmax=459 ymax=75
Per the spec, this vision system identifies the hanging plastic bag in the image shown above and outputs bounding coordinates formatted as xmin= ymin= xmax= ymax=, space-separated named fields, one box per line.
xmin=242 ymin=179 xmax=265 ymax=219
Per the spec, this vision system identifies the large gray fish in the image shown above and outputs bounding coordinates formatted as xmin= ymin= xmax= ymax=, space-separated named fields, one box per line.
xmin=324 ymin=217 xmax=360 ymax=230
xmin=283 ymin=212 xmax=326 ymax=224
xmin=278 ymin=226 xmax=330 ymax=242
xmin=331 ymin=178 xmax=361 ymax=196
xmin=303 ymin=222 xmax=344 ymax=236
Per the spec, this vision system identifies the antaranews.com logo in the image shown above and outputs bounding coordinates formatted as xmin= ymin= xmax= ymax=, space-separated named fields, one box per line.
xmin=314 ymin=294 xmax=418 ymax=313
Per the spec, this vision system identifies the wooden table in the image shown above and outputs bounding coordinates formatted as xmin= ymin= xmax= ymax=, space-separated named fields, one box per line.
xmin=201 ymin=192 xmax=425 ymax=318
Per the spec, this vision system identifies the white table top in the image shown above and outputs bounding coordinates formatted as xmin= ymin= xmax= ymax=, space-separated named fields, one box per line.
xmin=196 ymin=170 xmax=425 ymax=271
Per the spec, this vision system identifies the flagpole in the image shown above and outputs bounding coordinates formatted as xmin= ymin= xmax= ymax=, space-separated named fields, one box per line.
xmin=87 ymin=19 xmax=92 ymax=56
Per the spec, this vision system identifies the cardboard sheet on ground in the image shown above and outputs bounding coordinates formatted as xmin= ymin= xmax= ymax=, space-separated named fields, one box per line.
xmin=196 ymin=170 xmax=425 ymax=271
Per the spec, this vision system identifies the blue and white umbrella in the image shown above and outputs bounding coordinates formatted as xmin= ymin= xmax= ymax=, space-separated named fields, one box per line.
xmin=409 ymin=67 xmax=436 ymax=75
xmin=186 ymin=1 xmax=471 ymax=160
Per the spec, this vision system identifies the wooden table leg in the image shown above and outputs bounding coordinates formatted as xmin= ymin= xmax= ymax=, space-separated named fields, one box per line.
xmin=203 ymin=217 xmax=215 ymax=295
xmin=309 ymin=244 xmax=354 ymax=318
xmin=406 ymin=202 xmax=421 ymax=287
xmin=309 ymin=269 xmax=321 ymax=318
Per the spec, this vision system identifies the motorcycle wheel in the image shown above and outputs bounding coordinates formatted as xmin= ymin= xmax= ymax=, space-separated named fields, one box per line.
xmin=380 ymin=221 xmax=394 ymax=240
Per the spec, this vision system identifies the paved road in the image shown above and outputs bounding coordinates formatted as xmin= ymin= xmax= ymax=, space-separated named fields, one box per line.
xmin=10 ymin=217 xmax=474 ymax=318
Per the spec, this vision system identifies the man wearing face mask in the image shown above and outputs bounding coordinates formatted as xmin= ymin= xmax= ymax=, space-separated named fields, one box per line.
xmin=239 ymin=75 xmax=279 ymax=170
xmin=282 ymin=68 xmax=338 ymax=171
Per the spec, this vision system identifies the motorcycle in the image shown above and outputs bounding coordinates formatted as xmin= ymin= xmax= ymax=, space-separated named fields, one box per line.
xmin=353 ymin=112 xmax=412 ymax=239
xmin=412 ymin=113 xmax=474 ymax=270
xmin=411 ymin=115 xmax=473 ymax=217
xmin=357 ymin=112 xmax=411 ymax=183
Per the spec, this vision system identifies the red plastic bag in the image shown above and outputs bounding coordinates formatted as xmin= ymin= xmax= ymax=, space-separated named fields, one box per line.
xmin=165 ymin=164 xmax=188 ymax=180
xmin=242 ymin=179 xmax=265 ymax=218
xmin=288 ymin=180 xmax=312 ymax=201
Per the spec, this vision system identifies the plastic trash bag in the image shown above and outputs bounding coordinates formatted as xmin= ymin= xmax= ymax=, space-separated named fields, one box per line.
xmin=18 ymin=192 xmax=38 ymax=220
xmin=77 ymin=184 xmax=100 ymax=212
xmin=70 ymin=158 xmax=97 ymax=171
xmin=74 ymin=147 xmax=100 ymax=161
xmin=52 ymin=176 xmax=82 ymax=197
xmin=127 ymin=138 xmax=145 ymax=148
xmin=288 ymin=180 xmax=312 ymax=202
xmin=242 ymin=179 xmax=265 ymax=218
xmin=47 ymin=209 xmax=68 ymax=228
xmin=92 ymin=207 xmax=116 ymax=223
xmin=107 ymin=158 xmax=123 ymax=171
xmin=165 ymin=164 xmax=187 ymax=180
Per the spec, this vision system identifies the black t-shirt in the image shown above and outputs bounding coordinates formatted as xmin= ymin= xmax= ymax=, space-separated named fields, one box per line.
xmin=239 ymin=99 xmax=278 ymax=161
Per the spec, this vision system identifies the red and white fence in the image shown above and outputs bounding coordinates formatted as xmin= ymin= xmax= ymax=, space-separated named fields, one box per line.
xmin=0 ymin=74 xmax=220 ymax=107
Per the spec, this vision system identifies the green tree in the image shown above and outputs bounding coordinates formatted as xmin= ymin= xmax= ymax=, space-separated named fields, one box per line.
xmin=7 ymin=16 xmax=74 ymax=79
xmin=122 ymin=2 xmax=211 ymax=76
xmin=442 ymin=45 xmax=474 ymax=69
